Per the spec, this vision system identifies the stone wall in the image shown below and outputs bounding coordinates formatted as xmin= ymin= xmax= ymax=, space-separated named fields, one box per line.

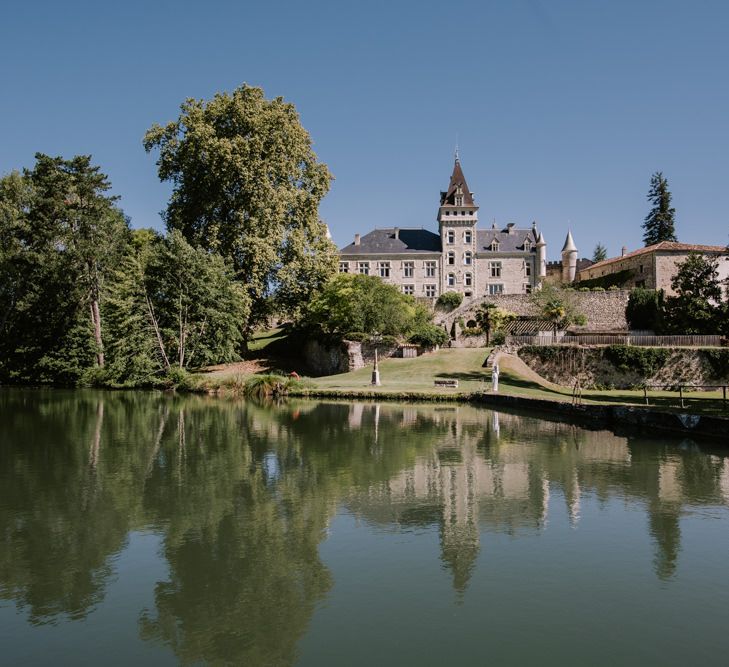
xmin=439 ymin=290 xmax=630 ymax=333
xmin=303 ymin=338 xmax=400 ymax=376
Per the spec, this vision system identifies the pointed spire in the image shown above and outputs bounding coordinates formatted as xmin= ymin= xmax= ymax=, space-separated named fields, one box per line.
xmin=440 ymin=156 xmax=475 ymax=206
xmin=536 ymin=231 xmax=546 ymax=247
xmin=562 ymin=229 xmax=577 ymax=253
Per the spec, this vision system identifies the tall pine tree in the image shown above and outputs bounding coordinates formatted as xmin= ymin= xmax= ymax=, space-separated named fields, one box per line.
xmin=642 ymin=171 xmax=677 ymax=246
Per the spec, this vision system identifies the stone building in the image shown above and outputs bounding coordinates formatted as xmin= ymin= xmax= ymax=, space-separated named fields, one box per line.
xmin=577 ymin=241 xmax=729 ymax=296
xmin=338 ymin=157 xmax=555 ymax=299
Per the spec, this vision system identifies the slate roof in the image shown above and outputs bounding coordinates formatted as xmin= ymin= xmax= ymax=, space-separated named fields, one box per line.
xmin=587 ymin=241 xmax=728 ymax=272
xmin=476 ymin=226 xmax=539 ymax=253
xmin=440 ymin=159 xmax=476 ymax=206
xmin=340 ymin=228 xmax=442 ymax=255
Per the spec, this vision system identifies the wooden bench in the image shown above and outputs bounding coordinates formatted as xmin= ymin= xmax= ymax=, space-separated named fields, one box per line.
xmin=434 ymin=379 xmax=459 ymax=388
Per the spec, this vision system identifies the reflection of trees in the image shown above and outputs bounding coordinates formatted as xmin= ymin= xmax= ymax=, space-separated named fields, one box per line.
xmin=0 ymin=390 xmax=161 ymax=623
xmin=2 ymin=390 xmax=729 ymax=660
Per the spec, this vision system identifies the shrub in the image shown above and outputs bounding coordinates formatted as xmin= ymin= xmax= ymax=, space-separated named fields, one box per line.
xmin=491 ymin=330 xmax=507 ymax=345
xmin=578 ymin=287 xmax=591 ymax=292
xmin=461 ymin=327 xmax=483 ymax=337
xmin=591 ymin=286 xmax=605 ymax=292
xmin=343 ymin=331 xmax=368 ymax=342
xmin=608 ymin=285 xmax=620 ymax=291
xmin=436 ymin=291 xmax=463 ymax=311
xmin=703 ymin=349 xmax=729 ymax=379
xmin=626 ymin=288 xmax=663 ymax=331
xmin=604 ymin=345 xmax=669 ymax=377
xmin=377 ymin=335 xmax=399 ymax=348
xmin=409 ymin=324 xmax=449 ymax=348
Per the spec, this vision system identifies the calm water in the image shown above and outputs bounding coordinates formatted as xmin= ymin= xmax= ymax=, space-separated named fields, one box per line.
xmin=1 ymin=390 xmax=729 ymax=666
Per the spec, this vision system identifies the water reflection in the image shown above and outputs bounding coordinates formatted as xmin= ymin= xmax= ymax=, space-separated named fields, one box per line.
xmin=1 ymin=390 xmax=728 ymax=664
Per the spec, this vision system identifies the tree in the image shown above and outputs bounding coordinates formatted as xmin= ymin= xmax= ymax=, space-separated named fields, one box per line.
xmin=663 ymin=252 xmax=723 ymax=334
xmin=625 ymin=288 xmax=664 ymax=332
xmin=104 ymin=229 xmax=250 ymax=384
xmin=143 ymin=84 xmax=337 ymax=334
xmin=642 ymin=172 xmax=677 ymax=246
xmin=531 ymin=284 xmax=587 ymax=339
xmin=0 ymin=155 xmax=129 ymax=384
xmin=475 ymin=303 xmax=516 ymax=344
xmin=303 ymin=274 xmax=430 ymax=337
xmin=592 ymin=243 xmax=607 ymax=263
xmin=436 ymin=291 xmax=463 ymax=311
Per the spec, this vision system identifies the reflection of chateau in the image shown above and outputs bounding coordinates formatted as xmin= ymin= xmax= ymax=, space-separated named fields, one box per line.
xmin=342 ymin=403 xmax=726 ymax=590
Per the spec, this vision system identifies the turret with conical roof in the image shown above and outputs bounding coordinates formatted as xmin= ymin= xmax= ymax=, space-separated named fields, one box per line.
xmin=561 ymin=230 xmax=578 ymax=283
xmin=536 ymin=230 xmax=547 ymax=279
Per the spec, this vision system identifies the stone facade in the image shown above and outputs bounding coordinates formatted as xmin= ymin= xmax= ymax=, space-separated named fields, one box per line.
xmin=578 ymin=241 xmax=729 ymax=296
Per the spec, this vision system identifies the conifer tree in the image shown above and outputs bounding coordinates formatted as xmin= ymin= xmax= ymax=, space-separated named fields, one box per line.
xmin=642 ymin=172 xmax=677 ymax=246
xmin=592 ymin=243 xmax=607 ymax=263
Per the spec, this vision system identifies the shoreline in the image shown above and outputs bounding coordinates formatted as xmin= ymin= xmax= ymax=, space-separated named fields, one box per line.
xmin=290 ymin=387 xmax=729 ymax=441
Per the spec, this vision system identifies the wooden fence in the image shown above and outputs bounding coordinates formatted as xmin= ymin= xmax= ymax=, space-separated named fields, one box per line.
xmin=507 ymin=334 xmax=723 ymax=347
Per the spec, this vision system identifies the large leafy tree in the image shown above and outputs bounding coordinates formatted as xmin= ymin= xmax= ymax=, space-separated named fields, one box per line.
xmin=642 ymin=172 xmax=677 ymax=246
xmin=0 ymin=155 xmax=128 ymax=383
xmin=104 ymin=230 xmax=249 ymax=385
xmin=143 ymin=84 xmax=338 ymax=331
xmin=663 ymin=252 xmax=723 ymax=334
xmin=304 ymin=273 xmax=429 ymax=337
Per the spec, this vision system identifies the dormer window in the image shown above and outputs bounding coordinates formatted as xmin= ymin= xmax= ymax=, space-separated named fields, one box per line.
xmin=490 ymin=240 xmax=500 ymax=252
xmin=524 ymin=239 xmax=532 ymax=251
xmin=455 ymin=195 xmax=464 ymax=206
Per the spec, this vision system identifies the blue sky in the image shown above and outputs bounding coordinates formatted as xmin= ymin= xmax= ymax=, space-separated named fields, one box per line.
xmin=1 ymin=0 xmax=727 ymax=260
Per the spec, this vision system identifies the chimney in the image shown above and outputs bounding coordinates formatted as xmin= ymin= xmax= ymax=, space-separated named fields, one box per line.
xmin=393 ymin=227 xmax=399 ymax=240
xmin=354 ymin=233 xmax=361 ymax=246
xmin=621 ymin=246 xmax=627 ymax=257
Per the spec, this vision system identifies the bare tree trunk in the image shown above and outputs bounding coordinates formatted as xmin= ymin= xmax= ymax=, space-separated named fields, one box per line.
xmin=88 ymin=262 xmax=105 ymax=367
xmin=145 ymin=291 xmax=171 ymax=371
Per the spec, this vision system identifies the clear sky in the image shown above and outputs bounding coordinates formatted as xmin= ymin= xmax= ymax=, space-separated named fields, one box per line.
xmin=1 ymin=0 xmax=727 ymax=260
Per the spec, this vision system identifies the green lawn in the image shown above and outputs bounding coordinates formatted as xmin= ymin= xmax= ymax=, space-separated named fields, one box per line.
xmin=247 ymin=327 xmax=287 ymax=353
xmin=308 ymin=347 xmax=729 ymax=416
xmin=312 ymin=348 xmax=492 ymax=394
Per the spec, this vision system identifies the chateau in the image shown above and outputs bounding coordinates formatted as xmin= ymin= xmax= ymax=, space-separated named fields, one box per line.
xmin=338 ymin=157 xmax=581 ymax=299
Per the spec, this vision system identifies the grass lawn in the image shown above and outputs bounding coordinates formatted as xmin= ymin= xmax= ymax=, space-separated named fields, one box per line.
xmin=247 ymin=327 xmax=287 ymax=352
xmin=307 ymin=347 xmax=729 ymax=416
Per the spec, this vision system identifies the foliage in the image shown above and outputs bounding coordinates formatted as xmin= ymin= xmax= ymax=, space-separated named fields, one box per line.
xmin=626 ymin=288 xmax=664 ymax=332
xmin=531 ymin=283 xmax=587 ymax=336
xmin=144 ymin=84 xmax=337 ymax=330
xmin=662 ymin=253 xmax=723 ymax=334
xmin=436 ymin=291 xmax=464 ymax=311
xmin=703 ymin=349 xmax=729 ymax=379
xmin=474 ymin=303 xmax=516 ymax=344
xmin=460 ymin=327 xmax=483 ymax=337
xmin=304 ymin=273 xmax=430 ymax=338
xmin=408 ymin=324 xmax=449 ymax=348
xmin=576 ymin=269 xmax=634 ymax=289
xmin=491 ymin=330 xmax=507 ymax=345
xmin=592 ymin=243 xmax=607 ymax=263
xmin=604 ymin=345 xmax=670 ymax=377
xmin=642 ymin=171 xmax=677 ymax=246
xmin=0 ymin=154 xmax=128 ymax=384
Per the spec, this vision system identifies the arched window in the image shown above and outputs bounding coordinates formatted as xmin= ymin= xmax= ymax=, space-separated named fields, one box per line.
xmin=464 ymin=230 xmax=472 ymax=244
xmin=464 ymin=272 xmax=473 ymax=287
xmin=464 ymin=251 xmax=472 ymax=265
xmin=447 ymin=251 xmax=455 ymax=265
xmin=447 ymin=273 xmax=456 ymax=287
xmin=446 ymin=229 xmax=455 ymax=244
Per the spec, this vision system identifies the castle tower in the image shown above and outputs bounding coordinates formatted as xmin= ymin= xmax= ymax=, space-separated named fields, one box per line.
xmin=536 ymin=231 xmax=547 ymax=280
xmin=438 ymin=155 xmax=479 ymax=297
xmin=561 ymin=230 xmax=578 ymax=283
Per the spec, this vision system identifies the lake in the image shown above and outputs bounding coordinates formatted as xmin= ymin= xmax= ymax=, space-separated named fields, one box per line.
xmin=1 ymin=389 xmax=728 ymax=666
